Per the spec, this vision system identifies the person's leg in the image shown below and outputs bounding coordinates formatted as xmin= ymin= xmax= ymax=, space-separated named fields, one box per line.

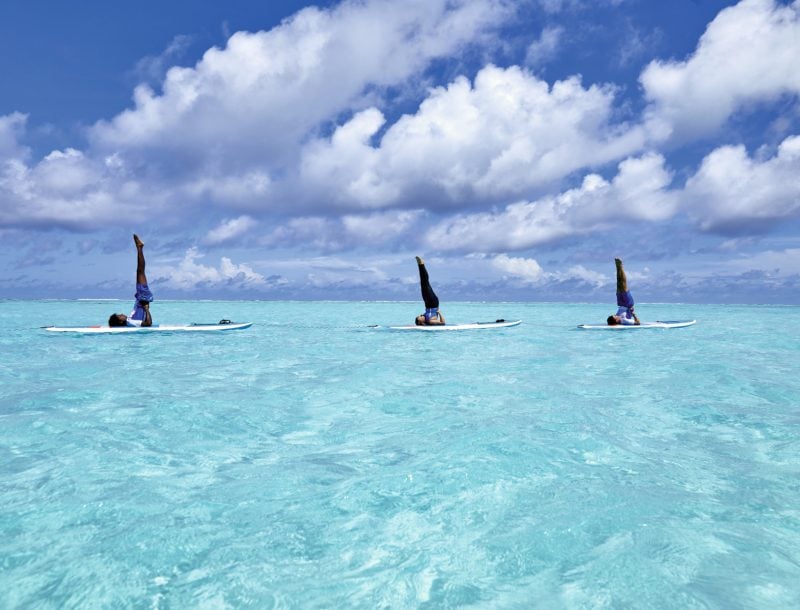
xmin=615 ymin=258 xmax=627 ymax=293
xmin=417 ymin=257 xmax=439 ymax=309
xmin=615 ymin=257 xmax=634 ymax=315
xmin=130 ymin=235 xmax=153 ymax=326
xmin=134 ymin=234 xmax=147 ymax=286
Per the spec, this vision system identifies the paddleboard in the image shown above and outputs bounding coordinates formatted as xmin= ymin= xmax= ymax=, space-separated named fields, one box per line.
xmin=44 ymin=322 xmax=253 ymax=334
xmin=384 ymin=320 xmax=522 ymax=331
xmin=577 ymin=320 xmax=696 ymax=330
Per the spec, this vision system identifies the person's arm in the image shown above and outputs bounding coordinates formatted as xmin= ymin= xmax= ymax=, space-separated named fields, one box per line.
xmin=429 ymin=312 xmax=445 ymax=325
xmin=633 ymin=312 xmax=640 ymax=325
xmin=140 ymin=301 xmax=152 ymax=327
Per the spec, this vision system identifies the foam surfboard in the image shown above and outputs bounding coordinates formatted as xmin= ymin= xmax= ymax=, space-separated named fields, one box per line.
xmin=577 ymin=320 xmax=696 ymax=330
xmin=44 ymin=322 xmax=252 ymax=333
xmin=382 ymin=320 xmax=522 ymax=331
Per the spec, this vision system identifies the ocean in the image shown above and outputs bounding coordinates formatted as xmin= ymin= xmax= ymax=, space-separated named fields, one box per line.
xmin=1 ymin=300 xmax=799 ymax=609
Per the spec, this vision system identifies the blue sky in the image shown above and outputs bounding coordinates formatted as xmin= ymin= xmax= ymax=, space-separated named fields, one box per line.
xmin=1 ymin=0 xmax=799 ymax=303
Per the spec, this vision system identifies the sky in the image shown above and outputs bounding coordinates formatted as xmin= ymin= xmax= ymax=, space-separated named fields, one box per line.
xmin=1 ymin=0 xmax=799 ymax=303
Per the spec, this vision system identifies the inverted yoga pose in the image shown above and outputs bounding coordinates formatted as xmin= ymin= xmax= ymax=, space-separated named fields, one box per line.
xmin=108 ymin=234 xmax=153 ymax=328
xmin=607 ymin=258 xmax=640 ymax=326
xmin=414 ymin=256 xmax=446 ymax=326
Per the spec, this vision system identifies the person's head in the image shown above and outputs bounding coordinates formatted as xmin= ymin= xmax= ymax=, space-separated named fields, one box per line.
xmin=607 ymin=315 xmax=619 ymax=326
xmin=108 ymin=313 xmax=127 ymax=327
xmin=415 ymin=314 xmax=426 ymax=326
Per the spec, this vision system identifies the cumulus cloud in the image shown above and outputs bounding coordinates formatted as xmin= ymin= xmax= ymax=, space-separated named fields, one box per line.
xmin=203 ymin=215 xmax=258 ymax=245
xmin=425 ymin=152 xmax=677 ymax=251
xmin=1 ymin=0 xmax=521 ymax=231
xmin=686 ymin=134 xmax=800 ymax=232
xmin=4 ymin=0 xmax=799 ymax=305
xmin=641 ymin=0 xmax=800 ymax=140
xmin=298 ymin=65 xmax=647 ymax=209
xmin=436 ymin=132 xmax=799 ymax=247
xmin=89 ymin=0 xmax=514 ymax=170
xmin=154 ymin=247 xmax=266 ymax=289
xmin=489 ymin=254 xmax=610 ymax=287
xmin=492 ymin=254 xmax=544 ymax=282
xmin=0 ymin=133 xmax=164 ymax=229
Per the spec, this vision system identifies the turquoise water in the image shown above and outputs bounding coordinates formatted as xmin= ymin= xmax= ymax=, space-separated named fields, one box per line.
xmin=1 ymin=300 xmax=799 ymax=609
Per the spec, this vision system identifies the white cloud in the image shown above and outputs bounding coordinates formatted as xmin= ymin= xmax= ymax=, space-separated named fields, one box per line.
xmin=203 ymin=215 xmax=258 ymax=245
xmin=341 ymin=210 xmax=423 ymax=242
xmin=0 ymin=134 xmax=158 ymax=229
xmin=492 ymin=254 xmax=544 ymax=282
xmin=184 ymin=170 xmax=271 ymax=206
xmin=298 ymin=108 xmax=394 ymax=208
xmin=298 ymin=65 xmax=647 ymax=209
xmin=155 ymin=247 xmax=265 ymax=289
xmin=0 ymin=113 xmax=29 ymax=160
xmin=261 ymin=217 xmax=343 ymax=250
xmin=425 ymin=152 xmax=676 ymax=251
xmin=89 ymin=0 xmax=514 ymax=169
xmin=261 ymin=209 xmax=424 ymax=251
xmin=1 ymin=0 xmax=520 ymax=230
xmin=551 ymin=264 xmax=609 ymax=288
xmin=641 ymin=0 xmax=800 ymax=140
xmin=525 ymin=26 xmax=563 ymax=68
xmin=3 ymin=0 xmax=797 ymax=281
xmin=133 ymin=35 xmax=193 ymax=84
xmin=490 ymin=255 xmax=610 ymax=287
xmin=686 ymin=134 xmax=800 ymax=232
xmin=34 ymin=149 xmax=96 ymax=196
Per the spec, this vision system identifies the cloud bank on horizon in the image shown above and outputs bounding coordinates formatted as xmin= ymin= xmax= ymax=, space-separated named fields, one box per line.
xmin=1 ymin=0 xmax=799 ymax=302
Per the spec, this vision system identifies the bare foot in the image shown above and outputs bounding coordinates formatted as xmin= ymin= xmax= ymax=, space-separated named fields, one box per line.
xmin=133 ymin=234 xmax=144 ymax=249
xmin=415 ymin=256 xmax=424 ymax=266
xmin=614 ymin=257 xmax=622 ymax=265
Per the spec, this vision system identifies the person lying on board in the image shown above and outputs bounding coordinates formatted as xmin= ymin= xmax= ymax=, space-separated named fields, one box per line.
xmin=414 ymin=256 xmax=446 ymax=326
xmin=607 ymin=258 xmax=640 ymax=326
xmin=108 ymin=234 xmax=153 ymax=328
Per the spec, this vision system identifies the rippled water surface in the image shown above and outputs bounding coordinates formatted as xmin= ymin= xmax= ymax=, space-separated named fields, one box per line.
xmin=1 ymin=300 xmax=799 ymax=609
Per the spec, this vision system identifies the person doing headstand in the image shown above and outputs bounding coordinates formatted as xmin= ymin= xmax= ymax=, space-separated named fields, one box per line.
xmin=414 ymin=256 xmax=446 ymax=326
xmin=108 ymin=234 xmax=153 ymax=327
xmin=607 ymin=258 xmax=640 ymax=326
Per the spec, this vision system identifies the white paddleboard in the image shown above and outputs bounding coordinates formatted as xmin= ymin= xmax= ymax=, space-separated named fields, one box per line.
xmin=44 ymin=322 xmax=252 ymax=334
xmin=577 ymin=320 xmax=696 ymax=330
xmin=384 ymin=320 xmax=522 ymax=331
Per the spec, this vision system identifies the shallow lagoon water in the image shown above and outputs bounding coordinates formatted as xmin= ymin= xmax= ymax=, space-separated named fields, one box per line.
xmin=1 ymin=300 xmax=799 ymax=609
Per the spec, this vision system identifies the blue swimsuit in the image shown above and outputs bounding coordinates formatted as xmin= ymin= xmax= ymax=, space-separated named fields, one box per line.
xmin=616 ymin=290 xmax=635 ymax=323
xmin=128 ymin=283 xmax=154 ymax=326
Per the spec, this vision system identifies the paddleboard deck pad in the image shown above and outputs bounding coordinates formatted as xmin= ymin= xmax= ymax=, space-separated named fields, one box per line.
xmin=45 ymin=322 xmax=252 ymax=333
xmin=577 ymin=320 xmax=696 ymax=330
xmin=384 ymin=320 xmax=521 ymax=331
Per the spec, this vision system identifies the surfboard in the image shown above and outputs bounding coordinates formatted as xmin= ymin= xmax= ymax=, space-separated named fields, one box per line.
xmin=44 ymin=322 xmax=253 ymax=333
xmin=383 ymin=320 xmax=522 ymax=331
xmin=577 ymin=320 xmax=696 ymax=330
